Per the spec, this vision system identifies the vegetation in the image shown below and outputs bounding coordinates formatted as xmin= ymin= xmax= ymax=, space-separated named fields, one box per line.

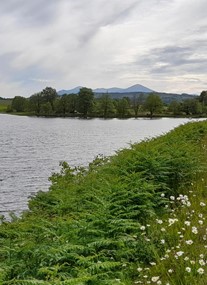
xmin=0 ymin=120 xmax=207 ymax=284
xmin=4 ymin=88 xmax=207 ymax=118
xmin=0 ymin=99 xmax=12 ymax=112
xmin=144 ymin=93 xmax=163 ymax=118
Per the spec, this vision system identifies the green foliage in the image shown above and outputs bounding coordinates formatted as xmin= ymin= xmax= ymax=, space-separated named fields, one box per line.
xmin=41 ymin=87 xmax=58 ymax=111
xmin=144 ymin=93 xmax=163 ymax=117
xmin=0 ymin=99 xmax=12 ymax=112
xmin=199 ymin=90 xmax=207 ymax=106
xmin=12 ymin=96 xmax=28 ymax=112
xmin=169 ymin=100 xmax=181 ymax=115
xmin=97 ymin=94 xmax=115 ymax=118
xmin=1 ymin=121 xmax=207 ymax=284
xmin=115 ymin=97 xmax=130 ymax=118
xmin=77 ymin=87 xmax=94 ymax=117
xmin=6 ymin=87 xmax=207 ymax=118
xmin=181 ymin=99 xmax=202 ymax=115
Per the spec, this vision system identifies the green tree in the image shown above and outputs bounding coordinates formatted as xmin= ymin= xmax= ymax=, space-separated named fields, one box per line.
xmin=11 ymin=96 xmax=27 ymax=112
xmin=131 ymin=94 xmax=145 ymax=117
xmin=199 ymin=91 xmax=207 ymax=114
xmin=40 ymin=102 xmax=53 ymax=116
xmin=199 ymin=90 xmax=207 ymax=106
xmin=144 ymin=93 xmax=163 ymax=118
xmin=181 ymin=99 xmax=202 ymax=115
xmin=115 ymin=97 xmax=130 ymax=118
xmin=41 ymin=87 xmax=58 ymax=111
xmin=55 ymin=94 xmax=77 ymax=116
xmin=98 ymin=94 xmax=115 ymax=118
xmin=168 ymin=100 xmax=181 ymax=116
xmin=77 ymin=87 xmax=94 ymax=117
xmin=29 ymin=92 xmax=43 ymax=114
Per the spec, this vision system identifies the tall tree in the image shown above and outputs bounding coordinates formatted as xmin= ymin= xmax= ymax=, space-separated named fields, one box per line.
xmin=144 ymin=93 xmax=163 ymax=118
xmin=29 ymin=92 xmax=43 ymax=114
xmin=55 ymin=94 xmax=77 ymax=116
xmin=181 ymin=99 xmax=202 ymax=115
xmin=199 ymin=91 xmax=207 ymax=111
xmin=168 ymin=100 xmax=181 ymax=116
xmin=116 ymin=97 xmax=130 ymax=118
xmin=77 ymin=87 xmax=94 ymax=117
xmin=131 ymin=94 xmax=145 ymax=117
xmin=41 ymin=87 xmax=58 ymax=111
xmin=98 ymin=94 xmax=114 ymax=118
xmin=11 ymin=96 xmax=27 ymax=112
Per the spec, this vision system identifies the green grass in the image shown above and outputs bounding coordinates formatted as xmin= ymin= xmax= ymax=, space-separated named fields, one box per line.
xmin=0 ymin=120 xmax=207 ymax=284
xmin=0 ymin=99 xmax=12 ymax=112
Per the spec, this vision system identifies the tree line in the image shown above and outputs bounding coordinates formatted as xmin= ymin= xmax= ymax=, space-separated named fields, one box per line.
xmin=8 ymin=87 xmax=207 ymax=118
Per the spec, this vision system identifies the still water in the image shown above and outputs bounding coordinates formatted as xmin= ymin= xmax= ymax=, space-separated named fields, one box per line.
xmin=0 ymin=114 xmax=198 ymax=218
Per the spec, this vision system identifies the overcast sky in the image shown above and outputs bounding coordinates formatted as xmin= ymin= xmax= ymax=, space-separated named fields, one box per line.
xmin=0 ymin=0 xmax=207 ymax=98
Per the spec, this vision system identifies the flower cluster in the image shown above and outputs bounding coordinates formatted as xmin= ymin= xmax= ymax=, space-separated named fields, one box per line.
xmin=133 ymin=177 xmax=207 ymax=285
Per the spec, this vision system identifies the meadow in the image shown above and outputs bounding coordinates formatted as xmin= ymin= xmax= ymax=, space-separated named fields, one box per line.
xmin=0 ymin=99 xmax=12 ymax=112
xmin=0 ymin=120 xmax=207 ymax=284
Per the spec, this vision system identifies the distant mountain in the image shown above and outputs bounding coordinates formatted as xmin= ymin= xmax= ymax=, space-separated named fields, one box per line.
xmin=57 ymin=84 xmax=154 ymax=95
xmin=58 ymin=86 xmax=83 ymax=95
xmin=57 ymin=85 xmax=197 ymax=104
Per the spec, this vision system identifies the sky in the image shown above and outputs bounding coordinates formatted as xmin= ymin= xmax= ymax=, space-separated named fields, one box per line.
xmin=0 ymin=0 xmax=207 ymax=98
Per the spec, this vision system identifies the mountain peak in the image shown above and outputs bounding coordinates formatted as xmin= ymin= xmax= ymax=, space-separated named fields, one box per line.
xmin=58 ymin=84 xmax=154 ymax=95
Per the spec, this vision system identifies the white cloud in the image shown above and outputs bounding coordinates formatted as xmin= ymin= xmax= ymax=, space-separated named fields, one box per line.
xmin=0 ymin=0 xmax=206 ymax=97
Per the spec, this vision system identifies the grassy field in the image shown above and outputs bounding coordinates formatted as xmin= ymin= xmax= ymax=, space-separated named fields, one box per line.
xmin=0 ymin=120 xmax=207 ymax=284
xmin=0 ymin=99 xmax=12 ymax=112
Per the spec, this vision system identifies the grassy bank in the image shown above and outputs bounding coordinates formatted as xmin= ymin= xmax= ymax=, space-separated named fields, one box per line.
xmin=0 ymin=121 xmax=207 ymax=284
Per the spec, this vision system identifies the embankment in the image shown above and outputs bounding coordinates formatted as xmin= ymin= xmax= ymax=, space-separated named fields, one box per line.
xmin=0 ymin=120 xmax=207 ymax=284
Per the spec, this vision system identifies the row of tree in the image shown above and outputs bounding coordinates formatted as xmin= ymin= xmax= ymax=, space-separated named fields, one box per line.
xmin=9 ymin=87 xmax=207 ymax=118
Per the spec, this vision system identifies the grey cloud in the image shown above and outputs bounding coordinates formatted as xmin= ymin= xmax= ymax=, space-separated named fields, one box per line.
xmin=0 ymin=0 xmax=58 ymax=26
xmin=136 ymin=44 xmax=207 ymax=75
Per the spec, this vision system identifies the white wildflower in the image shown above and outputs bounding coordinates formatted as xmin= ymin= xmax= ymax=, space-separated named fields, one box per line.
xmin=199 ymin=259 xmax=205 ymax=266
xmin=150 ymin=262 xmax=156 ymax=266
xmin=151 ymin=276 xmax=160 ymax=282
xmin=197 ymin=268 xmax=204 ymax=274
xmin=192 ymin=226 xmax=198 ymax=234
xmin=185 ymin=267 xmax=191 ymax=273
xmin=168 ymin=218 xmax=178 ymax=226
xmin=176 ymin=251 xmax=184 ymax=256
xmin=185 ymin=240 xmax=193 ymax=245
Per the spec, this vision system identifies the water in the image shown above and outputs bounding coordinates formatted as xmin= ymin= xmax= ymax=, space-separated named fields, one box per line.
xmin=0 ymin=114 xmax=198 ymax=218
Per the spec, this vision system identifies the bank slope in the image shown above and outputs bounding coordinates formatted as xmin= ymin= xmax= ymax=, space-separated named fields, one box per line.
xmin=0 ymin=121 xmax=207 ymax=285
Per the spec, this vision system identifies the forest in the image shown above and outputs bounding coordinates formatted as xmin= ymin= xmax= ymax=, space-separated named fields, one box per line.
xmin=6 ymin=87 xmax=207 ymax=118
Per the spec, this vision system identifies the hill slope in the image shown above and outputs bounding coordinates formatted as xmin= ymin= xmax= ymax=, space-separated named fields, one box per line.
xmin=0 ymin=121 xmax=207 ymax=284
